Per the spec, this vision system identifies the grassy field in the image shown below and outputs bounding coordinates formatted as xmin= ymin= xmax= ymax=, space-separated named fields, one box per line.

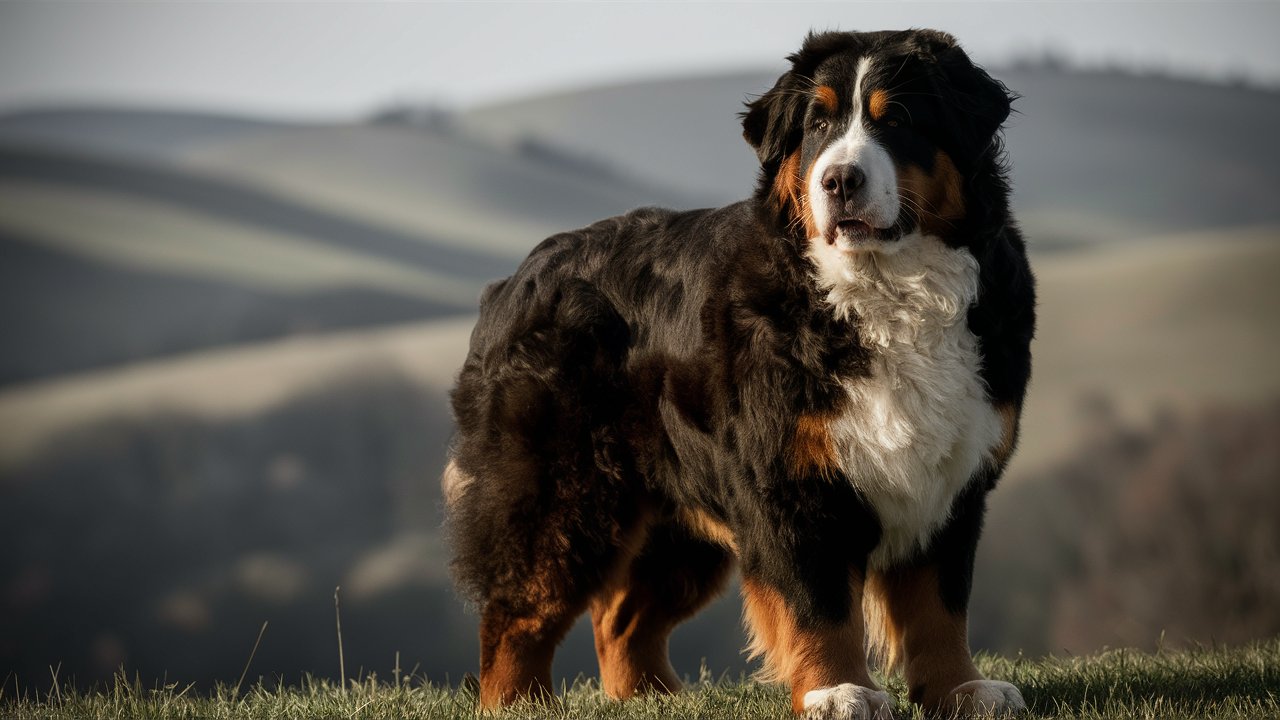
xmin=4 ymin=639 xmax=1276 ymax=719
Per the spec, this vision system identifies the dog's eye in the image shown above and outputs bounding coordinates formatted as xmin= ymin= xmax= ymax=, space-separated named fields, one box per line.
xmin=887 ymin=119 xmax=900 ymax=128
xmin=815 ymin=119 xmax=830 ymax=132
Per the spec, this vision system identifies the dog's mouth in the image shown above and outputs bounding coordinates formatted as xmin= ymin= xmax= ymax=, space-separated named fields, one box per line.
xmin=829 ymin=217 xmax=898 ymax=247
xmin=833 ymin=218 xmax=873 ymax=242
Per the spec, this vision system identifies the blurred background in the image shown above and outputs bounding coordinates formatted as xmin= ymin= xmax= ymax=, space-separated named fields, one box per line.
xmin=2 ymin=0 xmax=1278 ymax=692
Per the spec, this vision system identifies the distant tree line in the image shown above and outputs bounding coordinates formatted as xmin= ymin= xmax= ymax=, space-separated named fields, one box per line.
xmin=974 ymin=397 xmax=1280 ymax=656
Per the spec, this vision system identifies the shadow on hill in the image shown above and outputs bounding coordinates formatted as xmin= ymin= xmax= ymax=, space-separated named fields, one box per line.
xmin=973 ymin=398 xmax=1280 ymax=658
xmin=0 ymin=146 xmax=518 ymax=280
xmin=0 ymin=364 xmax=755 ymax=692
xmin=6 ymin=376 xmax=1279 ymax=692
xmin=0 ymin=108 xmax=288 ymax=161
xmin=0 ymin=233 xmax=464 ymax=386
xmin=0 ymin=368 xmax=467 ymax=689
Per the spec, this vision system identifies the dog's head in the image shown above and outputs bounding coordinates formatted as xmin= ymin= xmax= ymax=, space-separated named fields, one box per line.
xmin=744 ymin=30 xmax=1014 ymax=254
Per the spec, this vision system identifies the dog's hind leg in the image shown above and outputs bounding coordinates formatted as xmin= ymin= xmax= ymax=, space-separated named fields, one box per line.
xmin=454 ymin=447 xmax=649 ymax=708
xmin=477 ymin=594 xmax=579 ymax=707
xmin=590 ymin=522 xmax=734 ymax=698
xmin=469 ymin=490 xmax=631 ymax=708
xmin=450 ymin=277 xmax=646 ymax=707
xmin=463 ymin=476 xmax=644 ymax=708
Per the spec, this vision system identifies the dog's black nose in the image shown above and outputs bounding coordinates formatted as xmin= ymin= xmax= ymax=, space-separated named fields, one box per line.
xmin=821 ymin=163 xmax=867 ymax=200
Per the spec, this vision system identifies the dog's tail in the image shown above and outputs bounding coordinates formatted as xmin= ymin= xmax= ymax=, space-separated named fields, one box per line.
xmin=440 ymin=458 xmax=475 ymax=510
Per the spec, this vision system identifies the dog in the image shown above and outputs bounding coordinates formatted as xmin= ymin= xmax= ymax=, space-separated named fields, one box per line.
xmin=443 ymin=29 xmax=1035 ymax=719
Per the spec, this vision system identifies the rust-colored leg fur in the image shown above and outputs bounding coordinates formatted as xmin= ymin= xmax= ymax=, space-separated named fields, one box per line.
xmin=868 ymin=566 xmax=982 ymax=715
xmin=742 ymin=578 xmax=880 ymax=714
xmin=590 ymin=581 xmax=681 ymax=697
xmin=478 ymin=599 xmax=579 ymax=707
xmin=591 ymin=523 xmax=733 ymax=699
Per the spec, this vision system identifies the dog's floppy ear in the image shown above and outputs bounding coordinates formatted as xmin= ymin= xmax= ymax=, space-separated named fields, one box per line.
xmin=742 ymin=31 xmax=851 ymax=170
xmin=912 ymin=30 xmax=1015 ymax=157
xmin=742 ymin=70 xmax=808 ymax=170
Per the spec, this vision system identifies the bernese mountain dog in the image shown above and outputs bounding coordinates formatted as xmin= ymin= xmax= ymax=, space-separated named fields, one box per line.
xmin=443 ymin=29 xmax=1035 ymax=719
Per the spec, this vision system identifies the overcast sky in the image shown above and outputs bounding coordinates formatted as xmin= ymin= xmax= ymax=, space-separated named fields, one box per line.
xmin=1 ymin=1 xmax=1278 ymax=119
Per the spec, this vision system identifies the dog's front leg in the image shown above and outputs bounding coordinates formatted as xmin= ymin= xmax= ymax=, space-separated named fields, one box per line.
xmin=868 ymin=561 xmax=1025 ymax=718
xmin=866 ymin=486 xmax=1026 ymax=718
xmin=742 ymin=572 xmax=895 ymax=720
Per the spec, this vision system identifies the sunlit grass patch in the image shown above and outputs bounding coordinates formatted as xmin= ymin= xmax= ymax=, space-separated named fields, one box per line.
xmin=3 ymin=638 xmax=1277 ymax=719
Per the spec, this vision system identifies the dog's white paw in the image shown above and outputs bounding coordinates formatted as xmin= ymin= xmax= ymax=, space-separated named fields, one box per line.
xmin=948 ymin=680 xmax=1026 ymax=717
xmin=802 ymin=684 xmax=896 ymax=720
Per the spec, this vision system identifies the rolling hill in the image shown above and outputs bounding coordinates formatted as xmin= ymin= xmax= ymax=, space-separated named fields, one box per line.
xmin=464 ymin=67 xmax=1280 ymax=246
xmin=5 ymin=68 xmax=1278 ymax=386
xmin=0 ymin=110 xmax=695 ymax=385
xmin=176 ymin=121 xmax=701 ymax=259
xmin=0 ymin=108 xmax=284 ymax=161
xmin=2 ymin=67 xmax=1278 ymax=690
xmin=2 ymin=226 xmax=1277 ymax=689
xmin=0 ymin=229 xmax=459 ymax=384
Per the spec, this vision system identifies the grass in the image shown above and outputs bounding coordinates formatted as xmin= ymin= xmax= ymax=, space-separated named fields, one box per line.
xmin=3 ymin=639 xmax=1277 ymax=719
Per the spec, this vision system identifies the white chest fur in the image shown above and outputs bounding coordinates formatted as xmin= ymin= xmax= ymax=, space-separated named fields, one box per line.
xmin=809 ymin=234 xmax=1002 ymax=568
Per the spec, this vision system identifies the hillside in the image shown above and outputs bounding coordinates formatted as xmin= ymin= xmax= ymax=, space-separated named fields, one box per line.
xmin=4 ymin=68 xmax=1278 ymax=385
xmin=0 ymin=111 xmax=694 ymax=385
xmin=1009 ymin=225 xmax=1280 ymax=479
xmin=176 ymin=121 xmax=698 ymax=259
xmin=0 ymin=316 xmax=475 ymax=472
xmin=2 ymin=67 xmax=1278 ymax=691
xmin=976 ymin=398 xmax=1280 ymax=657
xmin=465 ymin=68 xmax=1280 ymax=246
xmin=464 ymin=71 xmax=773 ymax=201
xmin=0 ymin=231 xmax=458 ymax=384
xmin=2 ymin=229 xmax=1276 ymax=688
xmin=4 ymin=228 xmax=1276 ymax=479
xmin=0 ymin=108 xmax=284 ymax=161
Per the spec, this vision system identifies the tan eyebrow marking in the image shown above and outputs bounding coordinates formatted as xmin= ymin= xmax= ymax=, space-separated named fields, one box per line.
xmin=814 ymin=85 xmax=838 ymax=113
xmin=868 ymin=88 xmax=890 ymax=121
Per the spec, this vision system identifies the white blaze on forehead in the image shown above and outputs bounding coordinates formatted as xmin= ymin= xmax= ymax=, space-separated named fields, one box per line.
xmin=807 ymin=56 xmax=900 ymax=240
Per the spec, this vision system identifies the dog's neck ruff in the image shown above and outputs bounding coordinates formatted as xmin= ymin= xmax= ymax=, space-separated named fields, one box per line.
xmin=810 ymin=233 xmax=1002 ymax=568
